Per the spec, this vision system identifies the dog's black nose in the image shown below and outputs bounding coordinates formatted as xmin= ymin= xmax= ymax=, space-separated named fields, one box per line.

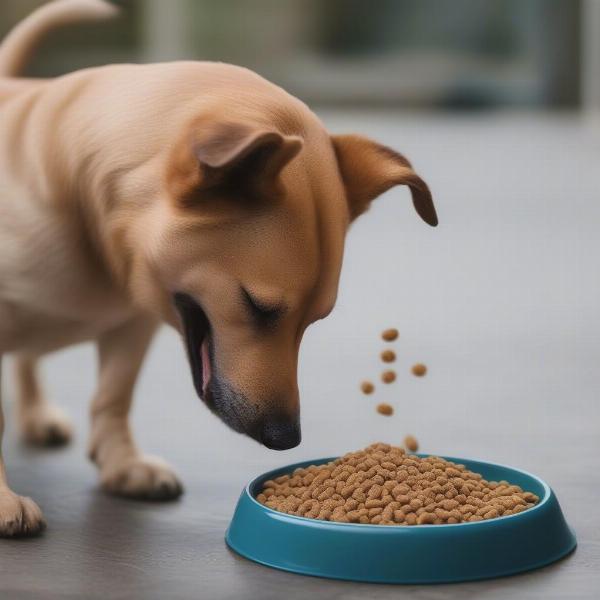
xmin=260 ymin=420 xmax=301 ymax=450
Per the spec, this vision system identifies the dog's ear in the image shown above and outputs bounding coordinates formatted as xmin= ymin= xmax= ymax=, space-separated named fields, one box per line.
xmin=167 ymin=122 xmax=303 ymax=205
xmin=331 ymin=134 xmax=437 ymax=226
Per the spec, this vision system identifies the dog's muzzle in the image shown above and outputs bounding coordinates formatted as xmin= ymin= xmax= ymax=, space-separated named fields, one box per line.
xmin=174 ymin=293 xmax=301 ymax=449
xmin=206 ymin=376 xmax=301 ymax=450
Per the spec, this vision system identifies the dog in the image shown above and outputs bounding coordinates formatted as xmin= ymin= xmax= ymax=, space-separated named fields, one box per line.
xmin=0 ymin=0 xmax=437 ymax=536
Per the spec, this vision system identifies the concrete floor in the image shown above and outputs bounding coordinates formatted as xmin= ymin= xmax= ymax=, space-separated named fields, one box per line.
xmin=0 ymin=111 xmax=599 ymax=599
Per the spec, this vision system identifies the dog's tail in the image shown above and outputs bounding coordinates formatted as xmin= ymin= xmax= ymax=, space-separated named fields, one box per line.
xmin=0 ymin=0 xmax=118 ymax=78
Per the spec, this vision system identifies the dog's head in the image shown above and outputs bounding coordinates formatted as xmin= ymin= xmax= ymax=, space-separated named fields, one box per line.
xmin=136 ymin=108 xmax=436 ymax=450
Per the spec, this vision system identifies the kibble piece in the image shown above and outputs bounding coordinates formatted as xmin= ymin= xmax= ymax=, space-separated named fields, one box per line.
xmin=405 ymin=512 xmax=417 ymax=525
xmin=417 ymin=512 xmax=436 ymax=524
xmin=380 ymin=349 xmax=396 ymax=363
xmin=381 ymin=370 xmax=396 ymax=384
xmin=376 ymin=403 xmax=394 ymax=416
xmin=382 ymin=328 xmax=399 ymax=342
xmin=257 ymin=443 xmax=539 ymax=526
xmin=411 ymin=363 xmax=427 ymax=377
xmin=404 ymin=435 xmax=419 ymax=452
xmin=361 ymin=381 xmax=375 ymax=395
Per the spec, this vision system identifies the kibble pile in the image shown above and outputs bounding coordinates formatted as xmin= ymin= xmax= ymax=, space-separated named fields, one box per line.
xmin=257 ymin=443 xmax=539 ymax=525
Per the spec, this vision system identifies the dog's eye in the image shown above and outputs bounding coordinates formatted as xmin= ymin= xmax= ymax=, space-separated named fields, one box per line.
xmin=241 ymin=287 xmax=284 ymax=326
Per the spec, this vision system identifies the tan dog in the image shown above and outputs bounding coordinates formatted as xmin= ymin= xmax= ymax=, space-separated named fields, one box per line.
xmin=0 ymin=0 xmax=437 ymax=536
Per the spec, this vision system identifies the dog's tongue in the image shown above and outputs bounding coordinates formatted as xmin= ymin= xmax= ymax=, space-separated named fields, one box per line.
xmin=201 ymin=338 xmax=211 ymax=394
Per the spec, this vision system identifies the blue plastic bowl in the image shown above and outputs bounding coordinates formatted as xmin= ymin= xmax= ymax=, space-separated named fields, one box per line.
xmin=226 ymin=455 xmax=576 ymax=583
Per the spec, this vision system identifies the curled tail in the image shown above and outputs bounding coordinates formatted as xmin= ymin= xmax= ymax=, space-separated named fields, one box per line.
xmin=0 ymin=0 xmax=118 ymax=78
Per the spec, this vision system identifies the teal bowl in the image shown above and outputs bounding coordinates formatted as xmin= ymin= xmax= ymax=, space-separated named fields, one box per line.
xmin=226 ymin=455 xmax=576 ymax=583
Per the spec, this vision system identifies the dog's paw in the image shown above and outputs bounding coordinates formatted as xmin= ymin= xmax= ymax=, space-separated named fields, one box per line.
xmin=0 ymin=490 xmax=46 ymax=537
xmin=100 ymin=455 xmax=183 ymax=501
xmin=20 ymin=404 xmax=73 ymax=447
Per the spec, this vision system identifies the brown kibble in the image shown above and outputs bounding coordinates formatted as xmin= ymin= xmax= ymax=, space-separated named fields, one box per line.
xmin=404 ymin=435 xmax=419 ymax=453
xmin=361 ymin=381 xmax=375 ymax=395
xmin=522 ymin=492 xmax=539 ymax=503
xmin=409 ymin=498 xmax=423 ymax=510
xmin=405 ymin=512 xmax=417 ymax=525
xmin=393 ymin=510 xmax=406 ymax=523
xmin=381 ymin=370 xmax=396 ymax=384
xmin=381 ymin=328 xmax=399 ymax=342
xmin=411 ymin=363 xmax=427 ymax=377
xmin=365 ymin=499 xmax=384 ymax=509
xmin=381 ymin=503 xmax=395 ymax=521
xmin=331 ymin=507 xmax=348 ymax=522
xmin=380 ymin=349 xmax=396 ymax=363
xmin=417 ymin=512 xmax=436 ymax=524
xmin=376 ymin=403 xmax=394 ymax=416
xmin=257 ymin=442 xmax=538 ymax=526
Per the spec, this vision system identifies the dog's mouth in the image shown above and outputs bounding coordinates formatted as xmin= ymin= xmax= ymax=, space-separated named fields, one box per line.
xmin=172 ymin=292 xmax=300 ymax=448
xmin=173 ymin=292 xmax=212 ymax=400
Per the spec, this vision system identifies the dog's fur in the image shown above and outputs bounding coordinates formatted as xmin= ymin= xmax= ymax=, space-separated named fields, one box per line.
xmin=0 ymin=0 xmax=437 ymax=536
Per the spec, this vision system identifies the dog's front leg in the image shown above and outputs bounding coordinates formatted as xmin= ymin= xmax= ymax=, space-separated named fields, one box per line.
xmin=0 ymin=356 xmax=46 ymax=536
xmin=88 ymin=315 xmax=183 ymax=500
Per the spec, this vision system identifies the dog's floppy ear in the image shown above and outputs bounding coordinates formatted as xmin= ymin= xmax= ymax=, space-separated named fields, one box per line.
xmin=331 ymin=134 xmax=437 ymax=226
xmin=168 ymin=121 xmax=303 ymax=205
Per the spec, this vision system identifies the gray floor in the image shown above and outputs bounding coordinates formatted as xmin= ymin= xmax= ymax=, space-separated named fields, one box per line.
xmin=1 ymin=110 xmax=599 ymax=599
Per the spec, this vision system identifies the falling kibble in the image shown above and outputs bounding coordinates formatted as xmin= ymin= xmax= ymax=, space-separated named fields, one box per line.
xmin=361 ymin=381 xmax=375 ymax=395
xmin=411 ymin=363 xmax=427 ymax=377
xmin=380 ymin=349 xmax=396 ymax=363
xmin=404 ymin=435 xmax=419 ymax=452
xmin=376 ymin=403 xmax=394 ymax=416
xmin=381 ymin=370 xmax=396 ymax=384
xmin=381 ymin=328 xmax=399 ymax=342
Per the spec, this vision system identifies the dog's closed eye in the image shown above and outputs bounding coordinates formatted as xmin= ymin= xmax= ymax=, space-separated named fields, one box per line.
xmin=241 ymin=287 xmax=285 ymax=328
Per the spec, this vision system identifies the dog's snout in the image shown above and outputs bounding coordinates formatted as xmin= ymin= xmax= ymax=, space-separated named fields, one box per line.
xmin=205 ymin=376 xmax=301 ymax=449
xmin=260 ymin=420 xmax=301 ymax=450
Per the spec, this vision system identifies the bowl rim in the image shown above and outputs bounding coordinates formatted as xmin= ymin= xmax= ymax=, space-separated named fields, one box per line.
xmin=244 ymin=453 xmax=551 ymax=530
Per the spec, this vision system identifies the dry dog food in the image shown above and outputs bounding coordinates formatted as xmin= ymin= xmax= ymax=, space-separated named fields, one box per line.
xmin=381 ymin=370 xmax=396 ymax=384
xmin=257 ymin=443 xmax=539 ymax=525
xmin=380 ymin=349 xmax=396 ymax=363
xmin=382 ymin=328 xmax=399 ymax=342
xmin=361 ymin=381 xmax=375 ymax=395
xmin=376 ymin=403 xmax=394 ymax=416
xmin=412 ymin=363 xmax=427 ymax=377
xmin=404 ymin=435 xmax=419 ymax=452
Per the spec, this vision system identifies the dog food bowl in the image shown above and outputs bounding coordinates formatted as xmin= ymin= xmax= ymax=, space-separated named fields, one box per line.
xmin=226 ymin=455 xmax=576 ymax=583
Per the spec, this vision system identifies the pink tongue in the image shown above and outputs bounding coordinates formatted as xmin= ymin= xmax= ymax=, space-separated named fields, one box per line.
xmin=201 ymin=339 xmax=211 ymax=394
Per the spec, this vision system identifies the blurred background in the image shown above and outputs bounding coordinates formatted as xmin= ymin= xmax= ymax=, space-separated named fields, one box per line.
xmin=1 ymin=2 xmax=599 ymax=597
xmin=1 ymin=0 xmax=597 ymax=111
